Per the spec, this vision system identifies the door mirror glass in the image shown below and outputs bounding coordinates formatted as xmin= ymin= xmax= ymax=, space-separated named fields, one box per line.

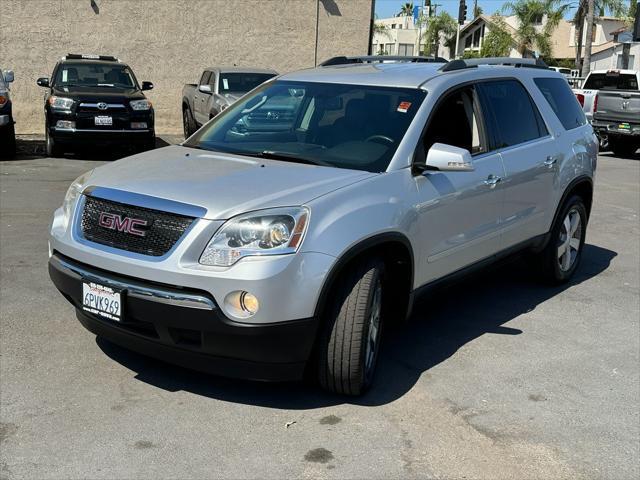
xmin=426 ymin=143 xmax=474 ymax=172
xmin=198 ymin=84 xmax=212 ymax=93
xmin=141 ymin=81 xmax=154 ymax=91
xmin=3 ymin=70 xmax=14 ymax=83
xmin=37 ymin=77 xmax=50 ymax=88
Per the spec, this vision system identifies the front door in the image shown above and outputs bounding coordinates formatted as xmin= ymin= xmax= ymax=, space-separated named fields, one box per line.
xmin=413 ymin=84 xmax=506 ymax=286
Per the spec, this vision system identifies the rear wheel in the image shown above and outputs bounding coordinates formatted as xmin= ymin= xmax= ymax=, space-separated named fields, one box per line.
xmin=536 ymin=195 xmax=587 ymax=284
xmin=183 ymin=106 xmax=196 ymax=139
xmin=316 ymin=258 xmax=385 ymax=396
xmin=0 ymin=123 xmax=16 ymax=159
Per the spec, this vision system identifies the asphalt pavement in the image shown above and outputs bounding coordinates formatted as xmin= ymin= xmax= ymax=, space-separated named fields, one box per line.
xmin=1 ymin=138 xmax=638 ymax=479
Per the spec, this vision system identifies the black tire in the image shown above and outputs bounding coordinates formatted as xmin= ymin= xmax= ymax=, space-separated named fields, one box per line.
xmin=45 ymin=125 xmax=62 ymax=158
xmin=536 ymin=195 xmax=587 ymax=284
xmin=316 ymin=258 xmax=385 ymax=396
xmin=609 ymin=137 xmax=639 ymax=158
xmin=0 ymin=123 xmax=16 ymax=159
xmin=183 ymin=106 xmax=196 ymax=139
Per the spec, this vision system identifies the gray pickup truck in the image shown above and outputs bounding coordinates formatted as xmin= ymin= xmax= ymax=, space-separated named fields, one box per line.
xmin=182 ymin=67 xmax=277 ymax=138
xmin=0 ymin=68 xmax=16 ymax=158
xmin=589 ymin=70 xmax=640 ymax=157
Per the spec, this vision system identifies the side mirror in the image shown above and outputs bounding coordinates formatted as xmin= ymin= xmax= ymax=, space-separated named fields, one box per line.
xmin=141 ymin=81 xmax=154 ymax=91
xmin=3 ymin=70 xmax=14 ymax=83
xmin=198 ymin=84 xmax=212 ymax=93
xmin=37 ymin=77 xmax=50 ymax=88
xmin=425 ymin=143 xmax=474 ymax=172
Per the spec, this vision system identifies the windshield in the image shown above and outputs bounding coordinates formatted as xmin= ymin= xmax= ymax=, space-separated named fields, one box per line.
xmin=219 ymin=72 xmax=276 ymax=94
xmin=583 ymin=72 xmax=638 ymax=91
xmin=184 ymin=81 xmax=426 ymax=172
xmin=53 ymin=63 xmax=138 ymax=88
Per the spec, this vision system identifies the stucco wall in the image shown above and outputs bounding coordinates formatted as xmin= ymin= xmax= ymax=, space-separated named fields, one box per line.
xmin=0 ymin=0 xmax=373 ymax=134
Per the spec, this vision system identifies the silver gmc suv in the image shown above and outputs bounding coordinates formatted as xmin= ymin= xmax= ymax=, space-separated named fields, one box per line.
xmin=49 ymin=57 xmax=597 ymax=395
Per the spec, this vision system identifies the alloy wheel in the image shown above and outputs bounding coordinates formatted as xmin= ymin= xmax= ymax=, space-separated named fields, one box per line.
xmin=557 ymin=208 xmax=582 ymax=272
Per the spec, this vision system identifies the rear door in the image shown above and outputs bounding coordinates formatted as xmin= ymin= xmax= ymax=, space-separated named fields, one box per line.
xmin=478 ymin=79 xmax=559 ymax=248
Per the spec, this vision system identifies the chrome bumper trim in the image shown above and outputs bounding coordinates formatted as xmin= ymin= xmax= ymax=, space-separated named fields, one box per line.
xmin=52 ymin=128 xmax=150 ymax=133
xmin=51 ymin=254 xmax=216 ymax=311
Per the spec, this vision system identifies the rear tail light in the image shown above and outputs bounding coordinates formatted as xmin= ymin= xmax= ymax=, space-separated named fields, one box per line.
xmin=593 ymin=94 xmax=598 ymax=112
xmin=575 ymin=93 xmax=585 ymax=107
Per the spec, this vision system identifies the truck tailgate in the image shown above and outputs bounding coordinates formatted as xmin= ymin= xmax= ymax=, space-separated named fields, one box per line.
xmin=594 ymin=91 xmax=640 ymax=124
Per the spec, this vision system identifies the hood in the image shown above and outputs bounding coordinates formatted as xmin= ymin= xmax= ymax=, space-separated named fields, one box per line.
xmin=86 ymin=146 xmax=374 ymax=219
xmin=52 ymin=85 xmax=145 ymax=103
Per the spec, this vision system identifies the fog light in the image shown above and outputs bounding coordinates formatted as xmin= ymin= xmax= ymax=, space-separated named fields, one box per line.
xmin=224 ymin=290 xmax=260 ymax=319
xmin=56 ymin=120 xmax=75 ymax=129
xmin=131 ymin=122 xmax=147 ymax=129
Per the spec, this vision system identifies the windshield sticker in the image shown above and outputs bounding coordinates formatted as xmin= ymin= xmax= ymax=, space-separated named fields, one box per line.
xmin=397 ymin=101 xmax=411 ymax=113
xmin=62 ymin=70 xmax=68 ymax=82
xmin=223 ymin=78 xmax=229 ymax=90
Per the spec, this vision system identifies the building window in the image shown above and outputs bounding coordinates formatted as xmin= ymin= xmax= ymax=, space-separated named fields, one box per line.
xmin=465 ymin=35 xmax=472 ymax=49
xmin=398 ymin=43 xmax=415 ymax=56
xmin=472 ymin=29 xmax=481 ymax=48
xmin=386 ymin=43 xmax=396 ymax=55
xmin=391 ymin=24 xmax=396 ymax=29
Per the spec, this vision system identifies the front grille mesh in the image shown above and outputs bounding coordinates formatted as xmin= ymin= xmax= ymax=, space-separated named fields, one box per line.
xmin=80 ymin=196 xmax=195 ymax=256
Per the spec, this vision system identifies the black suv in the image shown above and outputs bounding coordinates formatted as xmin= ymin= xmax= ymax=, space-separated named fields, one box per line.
xmin=37 ymin=54 xmax=155 ymax=157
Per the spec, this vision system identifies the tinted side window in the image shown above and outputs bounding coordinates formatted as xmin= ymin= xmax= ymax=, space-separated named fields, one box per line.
xmin=534 ymin=77 xmax=586 ymax=130
xmin=479 ymin=80 xmax=548 ymax=149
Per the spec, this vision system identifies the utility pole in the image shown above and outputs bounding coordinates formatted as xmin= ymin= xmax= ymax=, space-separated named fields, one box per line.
xmin=456 ymin=0 xmax=467 ymax=59
xmin=581 ymin=0 xmax=595 ymax=77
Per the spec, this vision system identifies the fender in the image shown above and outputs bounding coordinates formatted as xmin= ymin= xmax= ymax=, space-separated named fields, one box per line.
xmin=312 ymin=232 xmax=415 ymax=320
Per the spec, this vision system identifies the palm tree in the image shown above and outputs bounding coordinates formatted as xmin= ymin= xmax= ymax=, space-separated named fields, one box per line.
xmin=503 ymin=0 xmax=570 ymax=58
xmin=397 ymin=2 xmax=415 ymax=28
xmin=573 ymin=0 xmax=627 ymax=71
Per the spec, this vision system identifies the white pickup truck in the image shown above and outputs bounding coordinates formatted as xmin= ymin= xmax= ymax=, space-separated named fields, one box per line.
xmin=573 ymin=69 xmax=640 ymax=122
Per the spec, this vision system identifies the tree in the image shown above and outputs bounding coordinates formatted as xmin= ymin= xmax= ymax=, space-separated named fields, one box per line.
xmin=474 ymin=4 xmax=484 ymax=18
xmin=397 ymin=2 xmax=414 ymax=28
xmin=503 ymin=0 xmax=570 ymax=58
xmin=574 ymin=0 xmax=627 ymax=71
xmin=480 ymin=15 xmax=515 ymax=57
xmin=422 ymin=11 xmax=458 ymax=57
xmin=373 ymin=22 xmax=390 ymax=39
xmin=582 ymin=0 xmax=596 ymax=76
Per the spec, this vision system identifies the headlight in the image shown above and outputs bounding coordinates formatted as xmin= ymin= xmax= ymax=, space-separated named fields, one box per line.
xmin=200 ymin=207 xmax=309 ymax=267
xmin=62 ymin=170 xmax=93 ymax=229
xmin=48 ymin=96 xmax=74 ymax=110
xmin=130 ymin=99 xmax=152 ymax=111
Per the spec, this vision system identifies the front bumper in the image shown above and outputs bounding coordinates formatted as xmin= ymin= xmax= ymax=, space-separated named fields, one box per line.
xmin=49 ymin=253 xmax=318 ymax=381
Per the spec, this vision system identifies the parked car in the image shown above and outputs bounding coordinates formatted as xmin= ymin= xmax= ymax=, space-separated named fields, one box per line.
xmin=37 ymin=54 xmax=155 ymax=157
xmin=548 ymin=66 xmax=572 ymax=78
xmin=182 ymin=67 xmax=277 ymax=137
xmin=49 ymin=56 xmax=596 ymax=395
xmin=0 ymin=68 xmax=16 ymax=158
xmin=573 ymin=69 xmax=640 ymax=125
xmin=590 ymin=71 xmax=640 ymax=157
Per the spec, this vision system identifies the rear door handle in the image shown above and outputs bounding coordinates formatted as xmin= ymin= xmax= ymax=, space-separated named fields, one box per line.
xmin=484 ymin=175 xmax=502 ymax=188
xmin=544 ymin=156 xmax=557 ymax=168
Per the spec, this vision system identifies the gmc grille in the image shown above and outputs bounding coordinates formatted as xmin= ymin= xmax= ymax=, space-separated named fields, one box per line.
xmin=80 ymin=196 xmax=195 ymax=256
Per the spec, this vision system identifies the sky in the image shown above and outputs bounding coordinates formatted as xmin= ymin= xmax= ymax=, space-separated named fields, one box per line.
xmin=374 ymin=0 xmax=580 ymax=21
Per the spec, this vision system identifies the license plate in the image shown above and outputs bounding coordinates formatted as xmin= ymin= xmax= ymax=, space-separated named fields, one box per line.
xmin=94 ymin=116 xmax=113 ymax=126
xmin=82 ymin=282 xmax=122 ymax=321
xmin=618 ymin=123 xmax=630 ymax=130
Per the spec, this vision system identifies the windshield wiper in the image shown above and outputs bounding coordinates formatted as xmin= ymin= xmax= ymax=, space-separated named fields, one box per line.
xmin=252 ymin=150 xmax=327 ymax=166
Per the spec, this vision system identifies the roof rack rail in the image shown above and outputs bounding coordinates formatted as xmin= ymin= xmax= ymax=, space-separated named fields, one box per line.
xmin=439 ymin=57 xmax=548 ymax=72
xmin=320 ymin=55 xmax=447 ymax=67
xmin=65 ymin=54 xmax=120 ymax=62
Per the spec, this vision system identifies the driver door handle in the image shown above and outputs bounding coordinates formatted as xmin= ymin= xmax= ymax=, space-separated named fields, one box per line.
xmin=484 ymin=175 xmax=502 ymax=188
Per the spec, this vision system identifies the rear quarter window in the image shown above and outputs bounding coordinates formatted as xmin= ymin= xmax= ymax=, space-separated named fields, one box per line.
xmin=534 ymin=77 xmax=587 ymax=131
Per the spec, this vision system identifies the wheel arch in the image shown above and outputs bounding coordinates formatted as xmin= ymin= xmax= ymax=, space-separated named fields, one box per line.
xmin=555 ymin=175 xmax=594 ymax=224
xmin=312 ymin=232 xmax=415 ymax=323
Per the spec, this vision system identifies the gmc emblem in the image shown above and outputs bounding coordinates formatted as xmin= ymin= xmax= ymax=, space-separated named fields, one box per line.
xmin=98 ymin=212 xmax=148 ymax=237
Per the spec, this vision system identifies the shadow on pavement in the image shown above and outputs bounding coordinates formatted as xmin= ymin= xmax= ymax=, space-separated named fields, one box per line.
xmin=97 ymin=243 xmax=616 ymax=409
xmin=11 ymin=136 xmax=175 ymax=161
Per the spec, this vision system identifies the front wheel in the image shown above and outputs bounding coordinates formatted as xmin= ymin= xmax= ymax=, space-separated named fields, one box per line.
xmin=536 ymin=195 xmax=587 ymax=284
xmin=45 ymin=126 xmax=62 ymax=158
xmin=183 ymin=107 xmax=196 ymax=139
xmin=316 ymin=258 xmax=385 ymax=395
